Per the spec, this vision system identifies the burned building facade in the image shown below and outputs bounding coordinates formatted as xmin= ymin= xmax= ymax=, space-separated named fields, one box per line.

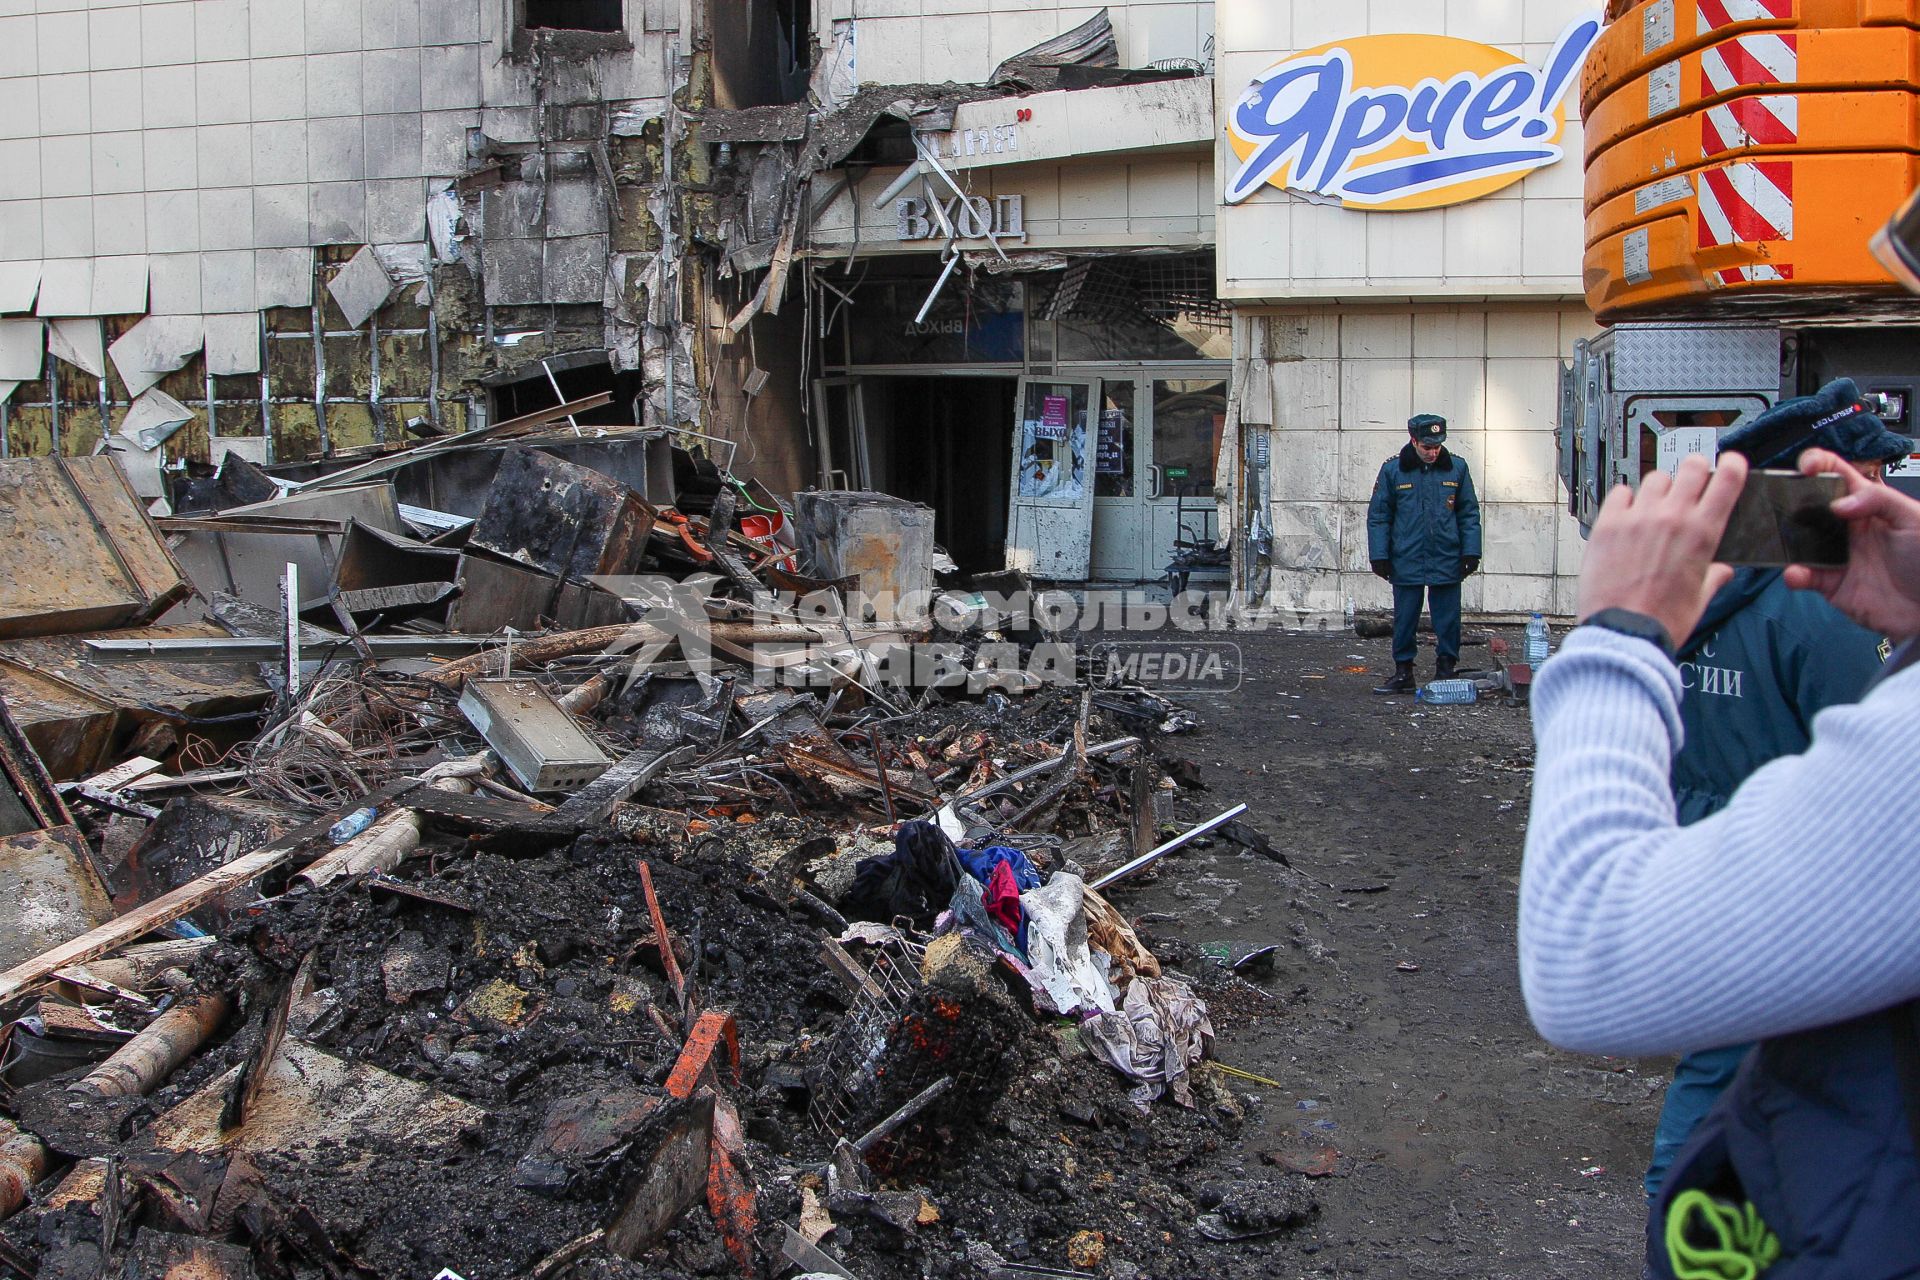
xmin=0 ymin=0 xmax=817 ymax=499
xmin=0 ymin=1 xmax=1596 ymax=605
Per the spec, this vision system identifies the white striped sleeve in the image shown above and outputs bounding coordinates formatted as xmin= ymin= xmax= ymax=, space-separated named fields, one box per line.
xmin=1520 ymin=626 xmax=1920 ymax=1057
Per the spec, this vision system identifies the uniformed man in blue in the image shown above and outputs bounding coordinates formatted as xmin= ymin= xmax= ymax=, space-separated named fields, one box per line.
xmin=1643 ymin=377 xmax=1916 ymax=1209
xmin=1367 ymin=414 xmax=1482 ymax=694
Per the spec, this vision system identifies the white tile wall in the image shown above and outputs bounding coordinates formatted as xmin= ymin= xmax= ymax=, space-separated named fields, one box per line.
xmin=0 ymin=138 xmax=41 ymax=197
xmin=0 ymin=0 xmax=674 ymax=330
xmin=145 ymin=187 xmax=197 ymax=249
xmin=0 ymin=16 xmax=36 ymax=78
xmin=248 ymin=0 xmax=303 ymax=57
xmin=1259 ymin=304 xmax=1592 ymax=617
xmin=148 ymin=246 xmax=199 ymax=311
xmin=40 ymin=72 xmax=90 ymax=134
xmin=92 ymin=128 xmax=143 ymax=191
xmin=93 ymin=189 xmax=144 ymax=251
xmin=90 ymin=69 xmax=141 ymax=130
xmin=37 ymin=10 xmax=88 ymax=76
xmin=140 ymin=62 xmax=194 ymax=127
xmin=42 ymin=194 xmax=92 ymax=254
xmin=40 ymin=132 xmax=90 ymax=196
xmin=196 ymin=0 xmax=250 ymax=62
xmin=250 ymin=57 xmax=305 ymax=119
xmin=142 ymin=3 xmax=198 ymax=67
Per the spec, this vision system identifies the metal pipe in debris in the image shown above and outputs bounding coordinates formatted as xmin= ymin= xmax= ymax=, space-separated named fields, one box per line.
xmin=69 ymin=992 xmax=232 ymax=1099
xmin=0 ymin=1119 xmax=47 ymax=1221
xmin=1090 ymin=804 xmax=1251 ymax=892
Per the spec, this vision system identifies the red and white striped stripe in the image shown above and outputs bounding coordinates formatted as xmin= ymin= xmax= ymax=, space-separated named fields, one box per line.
xmin=1690 ymin=1 xmax=1799 ymax=287
xmin=1698 ymin=159 xmax=1794 ymax=284
xmin=1696 ymin=0 xmax=1794 ymax=35
xmin=1698 ymin=160 xmax=1794 ymax=245
xmin=1701 ymin=93 xmax=1799 ymax=152
xmin=1716 ymin=264 xmax=1796 ymax=285
xmin=1701 ymin=31 xmax=1799 ymax=96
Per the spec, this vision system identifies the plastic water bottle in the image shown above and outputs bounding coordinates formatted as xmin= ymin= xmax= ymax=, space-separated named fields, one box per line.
xmin=1416 ymin=679 xmax=1478 ymax=704
xmin=1525 ymin=613 xmax=1552 ymax=667
xmin=327 ymin=806 xmax=378 ymax=844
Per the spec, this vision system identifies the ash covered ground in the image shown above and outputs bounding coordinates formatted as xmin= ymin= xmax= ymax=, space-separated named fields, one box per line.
xmin=3 ymin=631 xmax=1664 ymax=1280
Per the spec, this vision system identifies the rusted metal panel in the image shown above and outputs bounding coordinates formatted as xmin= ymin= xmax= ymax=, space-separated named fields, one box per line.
xmin=0 ymin=457 xmax=191 ymax=640
xmin=164 ymin=482 xmax=405 ymax=619
xmin=472 ymin=446 xmax=656 ymax=582
xmin=448 ymin=550 xmax=632 ymax=634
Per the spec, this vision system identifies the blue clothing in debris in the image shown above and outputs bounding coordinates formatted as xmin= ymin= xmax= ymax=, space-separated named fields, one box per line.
xmin=958 ymin=845 xmax=1040 ymax=953
xmin=958 ymin=845 xmax=1042 ymax=892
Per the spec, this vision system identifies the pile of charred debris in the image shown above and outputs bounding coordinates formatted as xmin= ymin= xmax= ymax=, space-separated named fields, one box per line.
xmin=0 ymin=408 xmax=1305 ymax=1280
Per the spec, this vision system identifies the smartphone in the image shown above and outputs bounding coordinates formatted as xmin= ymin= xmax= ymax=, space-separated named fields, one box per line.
xmin=1714 ymin=470 xmax=1849 ymax=567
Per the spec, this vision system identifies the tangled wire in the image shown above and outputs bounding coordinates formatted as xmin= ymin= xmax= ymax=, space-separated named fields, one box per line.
xmin=234 ymin=671 xmax=470 ymax=812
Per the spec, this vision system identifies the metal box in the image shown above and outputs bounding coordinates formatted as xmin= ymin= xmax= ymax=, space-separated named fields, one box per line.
xmin=471 ymin=447 xmax=656 ymax=583
xmin=1559 ymin=323 xmax=1781 ymax=530
xmin=457 ymin=679 xmax=611 ymax=794
xmin=792 ymin=490 xmax=936 ymax=625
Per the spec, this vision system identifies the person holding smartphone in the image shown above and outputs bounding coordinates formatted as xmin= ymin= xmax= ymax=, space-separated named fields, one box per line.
xmin=1640 ymin=380 xmax=1915 ymax=1206
xmin=1519 ymin=442 xmax=1920 ymax=1277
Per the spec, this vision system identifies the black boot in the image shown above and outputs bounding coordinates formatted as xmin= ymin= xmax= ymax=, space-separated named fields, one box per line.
xmin=1436 ymin=655 xmax=1457 ymax=681
xmin=1373 ymin=661 xmax=1415 ymax=695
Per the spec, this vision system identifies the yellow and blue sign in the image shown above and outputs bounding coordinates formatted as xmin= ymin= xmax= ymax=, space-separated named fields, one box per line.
xmin=1224 ymin=13 xmax=1604 ymax=211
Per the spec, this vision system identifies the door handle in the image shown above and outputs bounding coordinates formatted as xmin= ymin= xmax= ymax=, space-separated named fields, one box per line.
xmin=1146 ymin=465 xmax=1162 ymax=500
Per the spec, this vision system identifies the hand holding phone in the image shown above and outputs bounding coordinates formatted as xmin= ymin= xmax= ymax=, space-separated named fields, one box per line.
xmin=1713 ymin=471 xmax=1849 ymax=568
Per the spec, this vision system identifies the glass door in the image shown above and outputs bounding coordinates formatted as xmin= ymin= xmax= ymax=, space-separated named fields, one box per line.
xmin=1147 ymin=375 xmax=1230 ymax=577
xmin=1004 ymin=376 xmax=1097 ymax=579
xmin=1090 ymin=376 xmax=1151 ymax=580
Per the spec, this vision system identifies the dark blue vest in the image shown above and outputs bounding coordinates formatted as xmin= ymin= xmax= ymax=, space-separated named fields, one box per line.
xmin=1650 ymin=1007 xmax=1920 ymax=1278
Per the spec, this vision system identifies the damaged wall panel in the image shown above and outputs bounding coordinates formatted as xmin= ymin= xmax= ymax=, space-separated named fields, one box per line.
xmin=0 ymin=458 xmax=191 ymax=639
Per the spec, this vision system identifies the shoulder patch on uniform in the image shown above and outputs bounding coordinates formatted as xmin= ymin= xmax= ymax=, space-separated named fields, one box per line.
xmin=1442 ymin=480 xmax=1459 ymax=487
xmin=1397 ymin=483 xmax=1413 ymax=490
xmin=1880 ymin=638 xmax=1893 ymax=662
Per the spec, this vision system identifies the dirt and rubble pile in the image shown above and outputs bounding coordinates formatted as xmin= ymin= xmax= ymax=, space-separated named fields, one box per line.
xmin=0 ymin=433 xmax=1319 ymax=1280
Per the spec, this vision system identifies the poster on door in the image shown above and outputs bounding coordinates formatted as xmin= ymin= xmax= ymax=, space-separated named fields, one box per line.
xmin=1036 ymin=395 xmax=1070 ymax=440
xmin=1096 ymin=409 xmax=1127 ymax=475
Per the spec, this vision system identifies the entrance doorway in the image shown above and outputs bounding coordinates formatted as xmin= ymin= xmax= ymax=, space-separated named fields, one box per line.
xmin=816 ymin=374 xmax=1017 ymax=576
xmin=1085 ymin=372 xmax=1229 ymax=581
xmin=812 ymin=369 xmax=1228 ymax=583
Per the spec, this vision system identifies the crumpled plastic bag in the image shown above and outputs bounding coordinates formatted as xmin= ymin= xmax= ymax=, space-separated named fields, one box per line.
xmin=1019 ymin=872 xmax=1118 ymax=1017
xmin=1082 ymin=975 xmax=1215 ymax=1111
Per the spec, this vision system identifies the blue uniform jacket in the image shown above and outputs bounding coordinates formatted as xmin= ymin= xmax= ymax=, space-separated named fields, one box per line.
xmin=1672 ymin=569 xmax=1888 ymax=825
xmin=1366 ymin=445 xmax=1482 ymax=586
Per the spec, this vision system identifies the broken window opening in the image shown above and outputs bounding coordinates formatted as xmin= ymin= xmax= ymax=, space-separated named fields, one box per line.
xmin=772 ymin=0 xmax=812 ymax=73
xmin=524 ymin=0 xmax=623 ymax=33
xmin=487 ymin=355 xmax=636 ymax=428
